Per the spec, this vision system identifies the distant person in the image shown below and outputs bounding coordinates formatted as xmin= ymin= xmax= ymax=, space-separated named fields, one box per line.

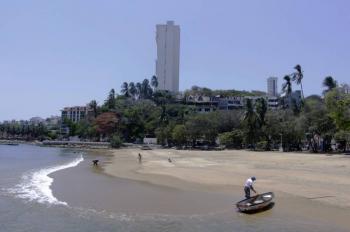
xmin=92 ymin=160 xmax=99 ymax=166
xmin=168 ymin=157 xmax=172 ymax=163
xmin=138 ymin=153 xmax=142 ymax=163
xmin=244 ymin=176 xmax=257 ymax=198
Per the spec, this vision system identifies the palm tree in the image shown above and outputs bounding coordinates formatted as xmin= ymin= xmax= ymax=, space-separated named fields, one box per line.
xmin=282 ymin=75 xmax=292 ymax=96
xmin=120 ymin=82 xmax=129 ymax=97
xmin=106 ymin=89 xmax=116 ymax=109
xmin=136 ymin=82 xmax=142 ymax=99
xmin=151 ymin=75 xmax=158 ymax=90
xmin=255 ymin=98 xmax=267 ymax=127
xmin=244 ymin=99 xmax=259 ymax=149
xmin=323 ymin=76 xmax=337 ymax=94
xmin=291 ymin=64 xmax=304 ymax=99
xmin=141 ymin=79 xmax=153 ymax=99
xmin=89 ymin=100 xmax=98 ymax=118
xmin=128 ymin=82 xmax=137 ymax=99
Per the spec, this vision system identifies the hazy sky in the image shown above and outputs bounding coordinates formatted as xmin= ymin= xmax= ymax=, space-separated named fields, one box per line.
xmin=1 ymin=0 xmax=349 ymax=121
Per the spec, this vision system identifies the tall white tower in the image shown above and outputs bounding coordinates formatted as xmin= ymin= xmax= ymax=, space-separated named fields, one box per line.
xmin=155 ymin=21 xmax=180 ymax=92
xmin=267 ymin=77 xmax=278 ymax=97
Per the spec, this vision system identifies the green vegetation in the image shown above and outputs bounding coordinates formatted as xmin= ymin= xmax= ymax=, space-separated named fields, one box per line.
xmin=1 ymin=66 xmax=349 ymax=152
xmin=0 ymin=122 xmax=54 ymax=140
xmin=184 ymin=86 xmax=266 ymax=97
xmin=110 ymin=134 xmax=123 ymax=148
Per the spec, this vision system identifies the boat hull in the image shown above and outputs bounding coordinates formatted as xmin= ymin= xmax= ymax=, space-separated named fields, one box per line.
xmin=236 ymin=192 xmax=275 ymax=213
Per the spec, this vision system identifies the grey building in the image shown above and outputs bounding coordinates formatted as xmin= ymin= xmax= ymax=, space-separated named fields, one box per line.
xmin=267 ymin=77 xmax=278 ymax=97
xmin=155 ymin=21 xmax=180 ymax=92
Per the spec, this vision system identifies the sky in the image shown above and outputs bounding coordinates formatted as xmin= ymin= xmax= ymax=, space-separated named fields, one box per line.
xmin=0 ymin=0 xmax=349 ymax=121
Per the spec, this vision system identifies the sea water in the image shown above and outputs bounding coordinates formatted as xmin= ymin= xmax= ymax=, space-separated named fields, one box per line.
xmin=0 ymin=144 xmax=348 ymax=232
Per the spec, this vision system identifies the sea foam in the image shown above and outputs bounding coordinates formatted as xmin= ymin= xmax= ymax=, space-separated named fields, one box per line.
xmin=8 ymin=154 xmax=84 ymax=206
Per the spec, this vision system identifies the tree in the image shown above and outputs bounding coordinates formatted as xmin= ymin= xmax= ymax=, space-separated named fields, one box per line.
xmin=128 ymin=82 xmax=137 ymax=99
xmin=243 ymin=99 xmax=259 ymax=148
xmin=292 ymin=64 xmax=304 ymax=100
xmin=152 ymin=90 xmax=174 ymax=106
xmin=110 ymin=134 xmax=123 ymax=148
xmin=121 ymin=82 xmax=129 ymax=97
xmin=155 ymin=124 xmax=173 ymax=146
xmin=282 ymin=75 xmax=292 ymax=96
xmin=214 ymin=110 xmax=244 ymax=133
xmin=136 ymin=82 xmax=142 ymax=99
xmin=63 ymin=118 xmax=78 ymax=137
xmin=255 ymin=98 xmax=267 ymax=127
xmin=151 ymin=75 xmax=158 ymax=90
xmin=185 ymin=114 xmax=218 ymax=146
xmin=89 ymin=100 xmax=98 ymax=118
xmin=141 ymin=79 xmax=153 ymax=99
xmin=322 ymin=76 xmax=337 ymax=95
xmin=94 ymin=112 xmax=119 ymax=138
xmin=105 ymin=89 xmax=116 ymax=110
xmin=76 ymin=120 xmax=90 ymax=139
xmin=334 ymin=131 xmax=350 ymax=152
xmin=218 ymin=130 xmax=244 ymax=149
xmin=302 ymin=95 xmax=336 ymax=152
xmin=172 ymin=124 xmax=187 ymax=146
xmin=325 ymin=89 xmax=350 ymax=131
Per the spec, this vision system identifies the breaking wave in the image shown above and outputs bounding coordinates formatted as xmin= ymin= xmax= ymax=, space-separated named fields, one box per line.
xmin=8 ymin=154 xmax=84 ymax=206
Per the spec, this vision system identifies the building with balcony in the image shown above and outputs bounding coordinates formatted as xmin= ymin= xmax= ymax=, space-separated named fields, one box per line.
xmin=61 ymin=106 xmax=92 ymax=123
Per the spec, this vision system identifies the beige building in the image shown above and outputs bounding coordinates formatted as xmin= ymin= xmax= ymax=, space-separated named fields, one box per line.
xmin=155 ymin=20 xmax=180 ymax=92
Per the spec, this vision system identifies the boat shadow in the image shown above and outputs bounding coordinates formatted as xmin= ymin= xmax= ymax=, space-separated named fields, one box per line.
xmin=240 ymin=202 xmax=275 ymax=215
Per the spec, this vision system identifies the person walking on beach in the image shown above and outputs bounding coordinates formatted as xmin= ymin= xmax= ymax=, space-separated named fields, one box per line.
xmin=138 ymin=153 xmax=142 ymax=163
xmin=244 ymin=176 xmax=257 ymax=198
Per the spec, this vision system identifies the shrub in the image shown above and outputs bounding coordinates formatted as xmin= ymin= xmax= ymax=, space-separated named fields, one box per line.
xmin=110 ymin=134 xmax=123 ymax=148
xmin=256 ymin=141 xmax=268 ymax=151
xmin=218 ymin=130 xmax=244 ymax=149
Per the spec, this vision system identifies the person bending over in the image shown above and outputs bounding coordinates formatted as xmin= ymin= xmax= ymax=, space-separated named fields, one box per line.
xmin=244 ymin=176 xmax=257 ymax=198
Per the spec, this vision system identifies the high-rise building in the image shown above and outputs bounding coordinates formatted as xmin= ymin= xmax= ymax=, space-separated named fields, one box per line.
xmin=155 ymin=20 xmax=180 ymax=92
xmin=267 ymin=77 xmax=278 ymax=97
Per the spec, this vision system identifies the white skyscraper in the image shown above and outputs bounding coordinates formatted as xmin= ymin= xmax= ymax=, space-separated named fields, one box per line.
xmin=155 ymin=21 xmax=180 ymax=92
xmin=267 ymin=77 xmax=278 ymax=97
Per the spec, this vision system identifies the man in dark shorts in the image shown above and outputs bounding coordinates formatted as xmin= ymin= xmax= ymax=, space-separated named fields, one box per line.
xmin=244 ymin=176 xmax=257 ymax=198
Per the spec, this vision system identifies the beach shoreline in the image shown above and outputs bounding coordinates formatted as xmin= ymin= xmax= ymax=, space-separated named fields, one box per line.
xmin=47 ymin=146 xmax=350 ymax=230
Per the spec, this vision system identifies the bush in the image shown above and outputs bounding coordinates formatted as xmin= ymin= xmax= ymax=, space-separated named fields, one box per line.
xmin=110 ymin=134 xmax=123 ymax=148
xmin=172 ymin=125 xmax=187 ymax=146
xmin=218 ymin=130 xmax=244 ymax=149
xmin=256 ymin=141 xmax=268 ymax=151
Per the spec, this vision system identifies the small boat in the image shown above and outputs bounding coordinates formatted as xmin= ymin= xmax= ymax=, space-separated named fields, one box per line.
xmin=236 ymin=192 xmax=274 ymax=213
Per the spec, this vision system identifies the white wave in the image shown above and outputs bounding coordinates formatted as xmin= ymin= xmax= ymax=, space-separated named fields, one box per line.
xmin=8 ymin=154 xmax=84 ymax=206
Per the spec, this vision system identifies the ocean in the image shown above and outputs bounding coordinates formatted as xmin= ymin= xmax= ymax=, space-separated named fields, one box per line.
xmin=0 ymin=144 xmax=348 ymax=232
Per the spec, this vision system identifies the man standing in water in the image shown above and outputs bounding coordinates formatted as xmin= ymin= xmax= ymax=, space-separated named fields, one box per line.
xmin=244 ymin=176 xmax=257 ymax=198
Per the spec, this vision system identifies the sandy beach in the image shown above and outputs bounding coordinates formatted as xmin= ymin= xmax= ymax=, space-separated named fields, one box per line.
xmin=103 ymin=148 xmax=350 ymax=208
